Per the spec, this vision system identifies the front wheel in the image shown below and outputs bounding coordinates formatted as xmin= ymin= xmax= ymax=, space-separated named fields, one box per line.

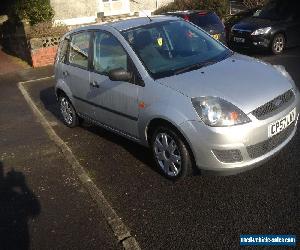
xmin=59 ymin=96 xmax=79 ymax=128
xmin=271 ymin=33 xmax=285 ymax=55
xmin=151 ymin=126 xmax=193 ymax=180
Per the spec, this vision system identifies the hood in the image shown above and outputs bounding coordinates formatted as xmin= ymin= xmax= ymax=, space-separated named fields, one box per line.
xmin=157 ymin=53 xmax=293 ymax=114
xmin=233 ymin=17 xmax=277 ymax=32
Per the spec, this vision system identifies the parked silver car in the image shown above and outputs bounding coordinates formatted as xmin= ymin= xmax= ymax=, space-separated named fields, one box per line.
xmin=54 ymin=16 xmax=300 ymax=180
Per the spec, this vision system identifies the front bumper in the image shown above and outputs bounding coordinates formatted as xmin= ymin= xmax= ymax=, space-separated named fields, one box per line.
xmin=229 ymin=32 xmax=272 ymax=50
xmin=180 ymin=94 xmax=300 ymax=175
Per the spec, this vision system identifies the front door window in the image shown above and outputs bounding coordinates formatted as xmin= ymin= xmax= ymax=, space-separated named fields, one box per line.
xmin=93 ymin=31 xmax=128 ymax=74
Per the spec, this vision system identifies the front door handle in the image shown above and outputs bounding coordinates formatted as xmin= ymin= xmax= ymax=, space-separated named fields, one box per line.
xmin=90 ymin=81 xmax=99 ymax=88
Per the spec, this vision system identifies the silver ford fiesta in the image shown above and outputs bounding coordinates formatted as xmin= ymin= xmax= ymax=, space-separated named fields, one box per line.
xmin=54 ymin=16 xmax=300 ymax=180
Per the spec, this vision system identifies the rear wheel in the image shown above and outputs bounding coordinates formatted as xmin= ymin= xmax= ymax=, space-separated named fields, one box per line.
xmin=271 ymin=33 xmax=285 ymax=55
xmin=151 ymin=126 xmax=193 ymax=180
xmin=59 ymin=96 xmax=79 ymax=128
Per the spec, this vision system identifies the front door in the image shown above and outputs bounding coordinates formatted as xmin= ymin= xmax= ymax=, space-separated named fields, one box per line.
xmin=90 ymin=30 xmax=140 ymax=138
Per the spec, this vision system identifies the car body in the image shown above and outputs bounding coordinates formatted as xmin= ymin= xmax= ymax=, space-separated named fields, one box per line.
xmin=229 ymin=0 xmax=300 ymax=54
xmin=164 ymin=10 xmax=226 ymax=43
xmin=54 ymin=16 xmax=300 ymax=180
xmin=225 ymin=7 xmax=259 ymax=42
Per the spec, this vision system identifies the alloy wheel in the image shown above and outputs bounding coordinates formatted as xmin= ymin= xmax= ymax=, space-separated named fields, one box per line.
xmin=153 ymin=132 xmax=182 ymax=177
xmin=272 ymin=35 xmax=284 ymax=54
xmin=60 ymin=97 xmax=73 ymax=125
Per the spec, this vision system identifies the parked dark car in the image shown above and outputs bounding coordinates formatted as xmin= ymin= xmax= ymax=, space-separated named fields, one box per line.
xmin=164 ymin=11 xmax=226 ymax=43
xmin=229 ymin=0 xmax=300 ymax=54
xmin=225 ymin=7 xmax=259 ymax=42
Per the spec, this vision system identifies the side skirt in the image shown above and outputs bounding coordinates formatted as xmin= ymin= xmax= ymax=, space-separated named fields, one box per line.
xmin=78 ymin=112 xmax=141 ymax=144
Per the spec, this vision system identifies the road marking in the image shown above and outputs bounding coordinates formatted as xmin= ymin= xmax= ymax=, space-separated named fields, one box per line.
xmin=18 ymin=79 xmax=141 ymax=250
xmin=19 ymin=75 xmax=55 ymax=83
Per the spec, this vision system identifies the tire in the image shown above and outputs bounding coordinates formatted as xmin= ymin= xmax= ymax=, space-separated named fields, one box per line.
xmin=59 ymin=95 xmax=79 ymax=128
xmin=271 ymin=33 xmax=285 ymax=55
xmin=151 ymin=126 xmax=193 ymax=180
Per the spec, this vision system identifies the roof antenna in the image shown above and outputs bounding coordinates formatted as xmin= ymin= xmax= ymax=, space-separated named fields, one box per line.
xmin=140 ymin=9 xmax=153 ymax=22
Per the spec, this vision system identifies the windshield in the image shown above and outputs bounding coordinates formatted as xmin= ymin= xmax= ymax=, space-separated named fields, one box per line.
xmin=122 ymin=20 xmax=231 ymax=79
xmin=252 ymin=0 xmax=292 ymax=20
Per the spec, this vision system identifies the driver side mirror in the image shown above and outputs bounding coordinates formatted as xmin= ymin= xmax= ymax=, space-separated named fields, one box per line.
xmin=108 ymin=68 xmax=132 ymax=82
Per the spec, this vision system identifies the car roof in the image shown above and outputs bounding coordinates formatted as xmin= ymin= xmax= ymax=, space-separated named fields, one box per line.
xmin=67 ymin=15 xmax=180 ymax=35
xmin=165 ymin=10 xmax=213 ymax=15
xmin=109 ymin=15 xmax=179 ymax=31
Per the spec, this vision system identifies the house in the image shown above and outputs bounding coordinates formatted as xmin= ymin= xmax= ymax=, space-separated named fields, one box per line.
xmin=51 ymin=0 xmax=174 ymax=25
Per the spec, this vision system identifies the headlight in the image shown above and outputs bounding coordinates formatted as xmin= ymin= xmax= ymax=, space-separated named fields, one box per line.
xmin=192 ymin=97 xmax=251 ymax=127
xmin=273 ymin=65 xmax=293 ymax=82
xmin=273 ymin=65 xmax=299 ymax=92
xmin=251 ymin=27 xmax=271 ymax=36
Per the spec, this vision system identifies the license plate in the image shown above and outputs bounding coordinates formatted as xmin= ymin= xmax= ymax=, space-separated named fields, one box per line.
xmin=212 ymin=34 xmax=220 ymax=40
xmin=233 ymin=37 xmax=245 ymax=43
xmin=268 ymin=108 xmax=296 ymax=137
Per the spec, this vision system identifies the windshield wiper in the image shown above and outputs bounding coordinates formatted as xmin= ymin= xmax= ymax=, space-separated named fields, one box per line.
xmin=174 ymin=61 xmax=215 ymax=76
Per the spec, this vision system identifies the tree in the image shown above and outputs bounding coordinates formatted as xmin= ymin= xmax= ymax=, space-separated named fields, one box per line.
xmin=11 ymin=0 xmax=54 ymax=25
xmin=155 ymin=0 xmax=229 ymax=19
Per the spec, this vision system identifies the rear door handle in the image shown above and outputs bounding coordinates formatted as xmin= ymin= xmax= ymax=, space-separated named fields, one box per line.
xmin=90 ymin=81 xmax=99 ymax=88
xmin=62 ymin=71 xmax=69 ymax=76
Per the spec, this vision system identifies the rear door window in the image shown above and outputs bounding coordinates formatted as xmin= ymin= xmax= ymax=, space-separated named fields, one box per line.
xmin=69 ymin=32 xmax=91 ymax=69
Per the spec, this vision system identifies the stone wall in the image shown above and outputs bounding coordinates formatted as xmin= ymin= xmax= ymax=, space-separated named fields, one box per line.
xmin=0 ymin=20 xmax=60 ymax=68
xmin=30 ymin=46 xmax=58 ymax=68
xmin=29 ymin=37 xmax=60 ymax=68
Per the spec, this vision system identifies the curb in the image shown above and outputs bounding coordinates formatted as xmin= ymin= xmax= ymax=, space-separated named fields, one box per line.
xmin=18 ymin=78 xmax=141 ymax=250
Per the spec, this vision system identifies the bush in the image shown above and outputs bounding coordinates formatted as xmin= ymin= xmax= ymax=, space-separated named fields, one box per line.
xmin=11 ymin=0 xmax=54 ymax=25
xmin=28 ymin=22 xmax=68 ymax=39
xmin=155 ymin=0 xmax=229 ymax=19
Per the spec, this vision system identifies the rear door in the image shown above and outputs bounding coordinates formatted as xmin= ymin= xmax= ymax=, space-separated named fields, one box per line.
xmin=63 ymin=31 xmax=95 ymax=118
xmin=89 ymin=30 xmax=141 ymax=138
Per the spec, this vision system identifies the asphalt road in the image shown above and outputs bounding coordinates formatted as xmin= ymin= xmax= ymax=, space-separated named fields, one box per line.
xmin=26 ymin=47 xmax=300 ymax=249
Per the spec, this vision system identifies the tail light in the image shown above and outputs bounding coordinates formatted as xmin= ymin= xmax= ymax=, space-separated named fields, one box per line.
xmin=183 ymin=15 xmax=190 ymax=21
xmin=198 ymin=11 xmax=207 ymax=16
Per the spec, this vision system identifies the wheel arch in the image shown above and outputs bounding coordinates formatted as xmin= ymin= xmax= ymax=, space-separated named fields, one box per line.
xmin=55 ymin=81 xmax=75 ymax=106
xmin=273 ymin=30 xmax=287 ymax=40
xmin=271 ymin=31 xmax=287 ymax=45
xmin=146 ymin=118 xmax=197 ymax=168
xmin=56 ymin=88 xmax=66 ymax=99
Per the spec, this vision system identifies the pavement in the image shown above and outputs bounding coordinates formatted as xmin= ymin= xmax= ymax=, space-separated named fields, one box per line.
xmin=0 ymin=45 xmax=30 ymax=75
xmin=0 ymin=46 xmax=299 ymax=249
xmin=0 ymin=68 xmax=121 ymax=249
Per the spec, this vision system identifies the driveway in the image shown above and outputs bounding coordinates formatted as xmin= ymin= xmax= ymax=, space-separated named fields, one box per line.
xmin=22 ymin=47 xmax=300 ymax=249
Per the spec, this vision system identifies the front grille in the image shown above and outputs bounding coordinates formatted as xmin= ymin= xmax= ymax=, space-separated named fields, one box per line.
xmin=247 ymin=122 xmax=295 ymax=159
xmin=212 ymin=149 xmax=243 ymax=163
xmin=252 ymin=90 xmax=295 ymax=120
xmin=232 ymin=29 xmax=251 ymax=38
